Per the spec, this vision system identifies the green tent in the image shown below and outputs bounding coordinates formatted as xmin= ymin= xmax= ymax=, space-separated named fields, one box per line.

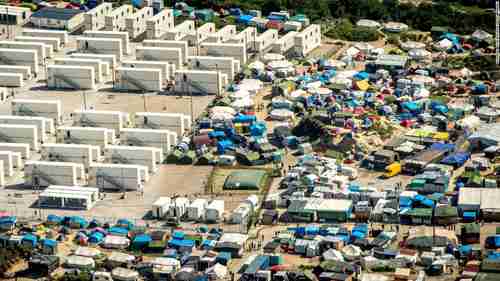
xmin=179 ymin=151 xmax=196 ymax=165
xmin=166 ymin=150 xmax=183 ymax=164
xmin=223 ymin=170 xmax=268 ymax=190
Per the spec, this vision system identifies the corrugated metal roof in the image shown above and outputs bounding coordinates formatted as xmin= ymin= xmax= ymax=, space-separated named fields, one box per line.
xmin=31 ymin=7 xmax=83 ymax=21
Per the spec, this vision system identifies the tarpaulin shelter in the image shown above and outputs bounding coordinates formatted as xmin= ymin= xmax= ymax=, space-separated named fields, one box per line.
xmin=46 ymin=214 xmax=63 ymax=225
xmin=88 ymin=231 xmax=105 ymax=244
xmin=132 ymin=234 xmax=152 ymax=250
xmin=223 ymin=170 xmax=268 ymax=190
xmin=108 ymin=227 xmax=129 ymax=237
xmin=441 ymin=152 xmax=470 ymax=167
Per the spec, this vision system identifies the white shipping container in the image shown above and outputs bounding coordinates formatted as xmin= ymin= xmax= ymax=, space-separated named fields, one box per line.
xmin=115 ymin=67 xmax=162 ymax=92
xmin=25 ymin=160 xmax=84 ymax=187
xmin=120 ymin=128 xmax=176 ymax=152
xmin=166 ymin=197 xmax=189 ymax=219
xmin=72 ymin=110 xmax=128 ymax=132
xmin=0 ymin=143 xmax=30 ymax=159
xmin=84 ymin=30 xmax=130 ymax=54
xmin=71 ymin=53 xmax=117 ymax=71
xmin=0 ymin=41 xmax=46 ymax=61
xmin=0 ymin=73 xmax=23 ymax=87
xmin=53 ymin=58 xmax=105 ymax=83
xmin=104 ymin=145 xmax=160 ymax=172
xmin=57 ymin=126 xmax=114 ymax=149
xmin=152 ymin=197 xmax=171 ymax=219
xmin=135 ymin=46 xmax=182 ymax=69
xmin=47 ymin=65 xmax=95 ymax=90
xmin=174 ymin=70 xmax=223 ymax=95
xmin=12 ymin=99 xmax=61 ymax=125
xmin=0 ymin=124 xmax=38 ymax=151
xmin=0 ymin=115 xmax=47 ymax=142
xmin=135 ymin=112 xmax=191 ymax=136
xmin=22 ymin=29 xmax=68 ymax=45
xmin=206 ymin=200 xmax=224 ymax=222
xmin=0 ymin=49 xmax=38 ymax=74
xmin=201 ymin=42 xmax=247 ymax=65
xmin=231 ymin=204 xmax=251 ymax=224
xmin=186 ymin=198 xmax=207 ymax=221
xmin=142 ymin=40 xmax=188 ymax=63
xmin=14 ymin=37 xmax=55 ymax=57
xmin=42 ymin=143 xmax=95 ymax=168
xmin=121 ymin=60 xmax=169 ymax=80
xmin=88 ymin=163 xmax=145 ymax=191
xmin=0 ymin=65 xmax=31 ymax=80
xmin=0 ymin=151 xmax=14 ymax=176
xmin=76 ymin=37 xmax=123 ymax=61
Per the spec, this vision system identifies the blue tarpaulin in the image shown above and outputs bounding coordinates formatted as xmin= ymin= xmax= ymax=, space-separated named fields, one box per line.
xmin=402 ymin=101 xmax=420 ymax=112
xmin=68 ymin=216 xmax=88 ymax=228
xmin=116 ymin=219 xmax=134 ymax=230
xmin=22 ymin=234 xmax=38 ymax=247
xmin=237 ymin=14 xmax=254 ymax=24
xmin=353 ymin=72 xmax=369 ymax=81
xmin=173 ymin=231 xmax=185 ymax=240
xmin=108 ymin=227 xmax=129 ymax=236
xmin=431 ymin=143 xmax=455 ymax=151
xmin=89 ymin=231 xmax=105 ymax=243
xmin=169 ymin=239 xmax=195 ymax=249
xmin=47 ymin=214 xmax=62 ymax=224
xmin=250 ymin=122 xmax=266 ymax=137
xmin=217 ymin=140 xmax=233 ymax=154
xmin=132 ymin=234 xmax=152 ymax=248
xmin=234 ymin=115 xmax=256 ymax=124
xmin=42 ymin=239 xmax=57 ymax=248
xmin=399 ymin=197 xmax=412 ymax=207
xmin=441 ymin=152 xmax=470 ymax=166
xmin=463 ymin=211 xmax=476 ymax=220
xmin=305 ymin=226 xmax=319 ymax=236
xmin=216 ymin=252 xmax=232 ymax=265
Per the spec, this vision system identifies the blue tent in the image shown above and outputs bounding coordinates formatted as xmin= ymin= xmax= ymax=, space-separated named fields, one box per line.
xmin=250 ymin=122 xmax=266 ymax=137
xmin=463 ymin=211 xmax=476 ymax=221
xmin=237 ymin=15 xmax=254 ymax=25
xmin=116 ymin=219 xmax=134 ymax=230
xmin=201 ymin=239 xmax=216 ymax=250
xmin=486 ymin=235 xmax=500 ymax=248
xmin=22 ymin=233 xmax=38 ymax=247
xmin=132 ymin=234 xmax=152 ymax=249
xmin=399 ymin=197 xmax=412 ymax=207
xmin=108 ymin=227 xmax=129 ymax=237
xmin=208 ymin=131 xmax=226 ymax=139
xmin=68 ymin=216 xmax=88 ymax=228
xmin=305 ymin=226 xmax=319 ymax=236
xmin=353 ymin=72 xmax=369 ymax=81
xmin=216 ymin=251 xmax=232 ymax=265
xmin=431 ymin=142 xmax=455 ymax=151
xmin=233 ymin=115 xmax=256 ymax=124
xmin=402 ymin=101 xmax=420 ymax=113
xmin=217 ymin=140 xmax=233 ymax=154
xmin=173 ymin=231 xmax=185 ymax=240
xmin=169 ymin=239 xmax=195 ymax=250
xmin=88 ymin=231 xmax=105 ymax=244
xmin=47 ymin=214 xmax=63 ymax=224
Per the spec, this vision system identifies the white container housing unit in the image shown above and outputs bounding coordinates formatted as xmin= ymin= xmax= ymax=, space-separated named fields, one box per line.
xmin=0 ymin=151 xmax=17 ymax=177
xmin=152 ymin=197 xmax=171 ymax=219
xmin=105 ymin=5 xmax=134 ymax=32
xmin=186 ymin=198 xmax=208 ymax=221
xmin=272 ymin=31 xmax=298 ymax=54
xmin=294 ymin=24 xmax=321 ymax=57
xmin=125 ymin=7 xmax=153 ymax=39
xmin=206 ymin=25 xmax=237 ymax=43
xmin=0 ymin=160 xmax=5 ymax=187
xmin=25 ymin=160 xmax=85 ymax=187
xmin=57 ymin=126 xmax=115 ymax=149
xmin=104 ymin=145 xmax=162 ymax=172
xmin=84 ymin=3 xmax=113 ymax=31
xmin=38 ymin=185 xmax=100 ymax=210
xmin=70 ymin=53 xmax=116 ymax=73
xmin=184 ymin=22 xmax=215 ymax=45
xmin=0 ymin=66 xmax=31 ymax=80
xmin=41 ymin=143 xmax=97 ymax=168
xmin=84 ymin=30 xmax=130 ymax=55
xmin=136 ymin=46 xmax=182 ymax=69
xmin=206 ymin=200 xmax=224 ymax=223
xmin=76 ymin=37 xmax=123 ymax=61
xmin=22 ymin=29 xmax=68 ymax=46
xmin=0 ymin=124 xmax=38 ymax=151
xmin=227 ymin=27 xmax=257 ymax=49
xmin=120 ymin=128 xmax=176 ymax=152
xmin=121 ymin=60 xmax=170 ymax=80
xmin=134 ymin=112 xmax=191 ymax=136
xmin=174 ymin=70 xmax=224 ymax=95
xmin=0 ymin=41 xmax=46 ymax=61
xmin=164 ymin=20 xmax=194 ymax=41
xmin=0 ymin=143 xmax=30 ymax=159
xmin=115 ymin=67 xmax=162 ymax=92
xmin=251 ymin=29 xmax=278 ymax=53
xmin=53 ymin=58 xmax=104 ymax=83
xmin=187 ymin=56 xmax=237 ymax=82
xmin=89 ymin=163 xmax=146 ymax=191
xmin=47 ymin=65 xmax=96 ymax=90
xmin=12 ymin=99 xmax=62 ymax=125
xmin=0 ymin=6 xmax=31 ymax=25
xmin=0 ymin=49 xmax=38 ymax=74
xmin=166 ymin=197 xmax=189 ymax=219
xmin=142 ymin=40 xmax=188 ymax=64
xmin=230 ymin=204 xmax=252 ymax=224
xmin=0 ymin=73 xmax=23 ymax=87
xmin=146 ymin=8 xmax=174 ymax=39
xmin=201 ymin=42 xmax=247 ymax=65
xmin=0 ymin=115 xmax=51 ymax=142
xmin=15 ymin=36 xmax=60 ymax=52
xmin=72 ymin=110 xmax=129 ymax=132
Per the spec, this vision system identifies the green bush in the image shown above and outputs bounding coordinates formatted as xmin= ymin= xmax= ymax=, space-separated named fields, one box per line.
xmin=325 ymin=19 xmax=379 ymax=41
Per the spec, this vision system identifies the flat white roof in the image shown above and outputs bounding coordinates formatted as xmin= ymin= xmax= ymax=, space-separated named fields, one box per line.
xmin=458 ymin=188 xmax=500 ymax=210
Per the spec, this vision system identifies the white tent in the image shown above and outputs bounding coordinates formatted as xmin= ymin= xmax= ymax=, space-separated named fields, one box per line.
xmin=356 ymin=19 xmax=380 ymax=28
xmin=435 ymin=39 xmax=452 ymax=50
xmin=408 ymin=49 xmax=431 ymax=60
xmin=269 ymin=109 xmax=294 ymax=121
xmin=267 ymin=60 xmax=293 ymax=71
xmin=289 ymin=89 xmax=308 ymax=100
xmin=400 ymin=41 xmax=426 ymax=51
xmin=111 ymin=267 xmax=139 ymax=281
xmin=74 ymin=246 xmax=101 ymax=258
xmin=210 ymin=106 xmax=236 ymax=121
xmin=102 ymin=235 xmax=130 ymax=249
xmin=472 ymin=30 xmax=492 ymax=42
xmin=238 ymin=79 xmax=263 ymax=95
xmin=231 ymin=97 xmax=254 ymax=110
xmin=206 ymin=263 xmax=228 ymax=279
xmin=328 ymin=60 xmax=347 ymax=69
xmin=353 ymin=42 xmax=373 ymax=53
xmin=248 ymin=61 xmax=265 ymax=71
xmin=231 ymin=89 xmax=251 ymax=100
xmin=262 ymin=53 xmax=285 ymax=63
xmin=322 ymin=248 xmax=345 ymax=262
xmin=342 ymin=244 xmax=362 ymax=261
xmin=65 ymin=255 xmax=95 ymax=269
xmin=345 ymin=47 xmax=360 ymax=57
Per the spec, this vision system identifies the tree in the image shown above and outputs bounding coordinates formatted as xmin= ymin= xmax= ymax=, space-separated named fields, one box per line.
xmin=262 ymin=0 xmax=282 ymax=16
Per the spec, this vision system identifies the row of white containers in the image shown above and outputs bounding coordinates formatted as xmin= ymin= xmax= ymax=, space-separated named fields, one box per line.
xmin=152 ymin=197 xmax=225 ymax=223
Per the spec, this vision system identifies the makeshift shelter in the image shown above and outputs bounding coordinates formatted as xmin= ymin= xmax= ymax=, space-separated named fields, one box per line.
xmin=223 ymin=170 xmax=268 ymax=190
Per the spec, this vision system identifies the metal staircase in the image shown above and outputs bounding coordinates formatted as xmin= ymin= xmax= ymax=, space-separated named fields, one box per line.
xmin=111 ymin=153 xmax=129 ymax=164
xmin=184 ymin=78 xmax=207 ymax=95
xmin=82 ymin=45 xmax=100 ymax=54
xmin=33 ymin=170 xmax=57 ymax=186
xmin=48 ymin=153 xmax=70 ymax=163
xmin=121 ymin=74 xmax=149 ymax=91
xmin=97 ymin=173 xmax=123 ymax=190
xmin=124 ymin=136 xmax=144 ymax=146
xmin=79 ymin=116 xmax=98 ymax=127
xmin=0 ymin=132 xmax=11 ymax=142
xmin=16 ymin=105 xmax=36 ymax=117
xmin=53 ymin=74 xmax=81 ymax=90
xmin=143 ymin=121 xmax=160 ymax=129
xmin=0 ymin=55 xmax=15 ymax=65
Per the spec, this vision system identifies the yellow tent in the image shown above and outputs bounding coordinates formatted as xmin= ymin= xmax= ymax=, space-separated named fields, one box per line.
xmin=355 ymin=80 xmax=370 ymax=91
